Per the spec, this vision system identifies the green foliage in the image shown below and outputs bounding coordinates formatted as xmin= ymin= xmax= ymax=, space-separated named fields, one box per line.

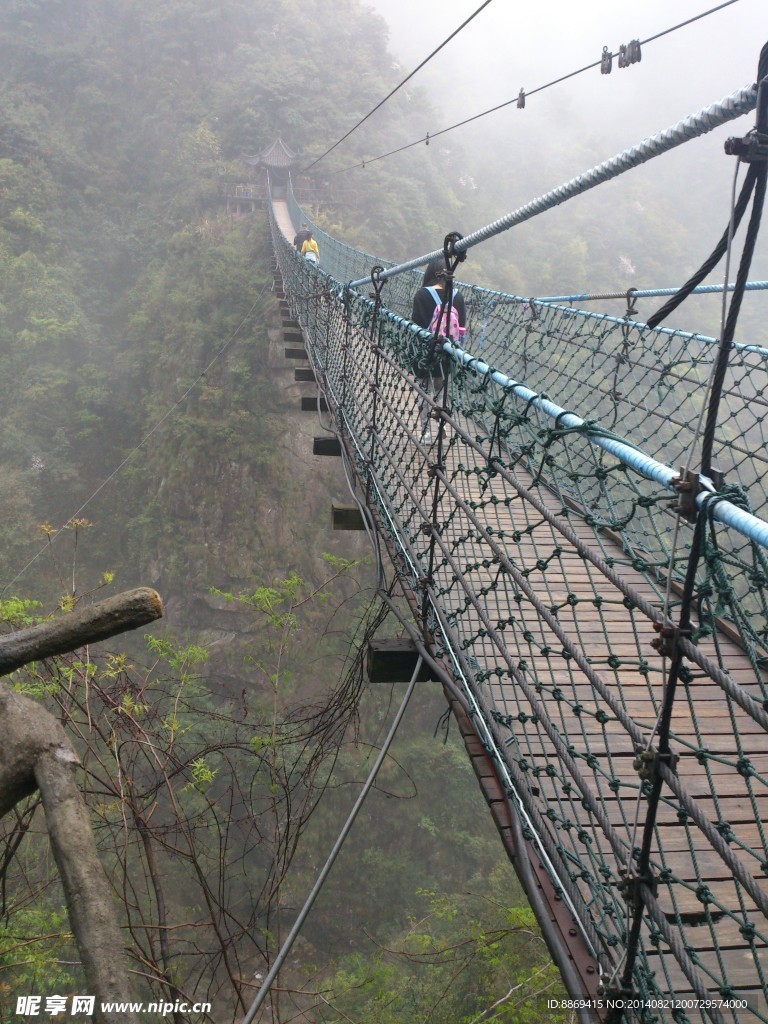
xmin=320 ymin=881 xmax=568 ymax=1024
xmin=146 ymin=634 xmax=210 ymax=673
xmin=185 ymin=755 xmax=218 ymax=791
xmin=0 ymin=901 xmax=81 ymax=1020
xmin=0 ymin=596 xmax=42 ymax=628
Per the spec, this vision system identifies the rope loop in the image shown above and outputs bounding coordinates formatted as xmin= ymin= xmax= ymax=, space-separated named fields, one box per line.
xmin=488 ymin=391 xmax=510 ymax=465
xmin=369 ymin=265 xmax=385 ymax=304
xmin=522 ymin=391 xmax=542 ymax=419
xmin=443 ymin=230 xmax=466 ymax=270
xmin=368 ymin=265 xmax=386 ymax=342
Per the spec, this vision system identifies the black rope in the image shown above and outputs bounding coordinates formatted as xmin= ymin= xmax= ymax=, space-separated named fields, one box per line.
xmin=423 ymin=234 xmax=465 ymax=622
xmin=365 ymin=267 xmax=387 ymax=509
xmin=645 ymin=164 xmax=757 ymax=328
xmin=701 ymin=163 xmax=766 ymax=475
xmin=613 ymin=41 xmax=768 ymax=1011
xmin=300 ymin=0 xmax=495 ymax=173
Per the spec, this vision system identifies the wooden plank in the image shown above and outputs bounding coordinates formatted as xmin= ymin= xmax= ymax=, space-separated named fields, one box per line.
xmin=660 ymin=847 xmax=768 ymax=882
xmin=313 ymin=436 xmax=342 ymax=456
xmin=644 ymin=946 xmax=767 ymax=995
xmin=332 ymin=503 xmax=366 ymax=531
xmin=366 ymin=638 xmax=439 ymax=683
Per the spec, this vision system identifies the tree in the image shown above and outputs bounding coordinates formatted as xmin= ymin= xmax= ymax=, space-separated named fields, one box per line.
xmin=0 ymin=559 xmax=370 ymax=1023
xmin=318 ymin=880 xmax=570 ymax=1024
xmin=0 ymin=588 xmax=163 ymax=1024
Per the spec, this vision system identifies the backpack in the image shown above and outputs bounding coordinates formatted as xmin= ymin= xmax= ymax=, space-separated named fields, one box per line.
xmin=426 ymin=286 xmax=464 ymax=343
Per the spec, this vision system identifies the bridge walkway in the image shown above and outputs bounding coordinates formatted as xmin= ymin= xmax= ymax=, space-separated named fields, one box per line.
xmin=271 ymin=198 xmax=768 ymax=1018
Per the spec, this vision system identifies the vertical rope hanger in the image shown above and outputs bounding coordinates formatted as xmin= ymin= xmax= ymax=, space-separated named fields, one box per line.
xmin=607 ymin=41 xmax=768 ymax=1017
xmin=424 ymin=234 xmax=466 ymax=624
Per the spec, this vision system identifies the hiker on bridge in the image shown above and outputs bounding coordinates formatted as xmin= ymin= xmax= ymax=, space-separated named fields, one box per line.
xmin=293 ymin=222 xmax=311 ymax=250
xmin=411 ymin=258 xmax=466 ymax=443
xmin=301 ymin=231 xmax=320 ymax=264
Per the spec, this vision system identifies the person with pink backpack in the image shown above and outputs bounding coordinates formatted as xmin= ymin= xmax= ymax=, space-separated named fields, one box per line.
xmin=411 ymin=258 xmax=466 ymax=443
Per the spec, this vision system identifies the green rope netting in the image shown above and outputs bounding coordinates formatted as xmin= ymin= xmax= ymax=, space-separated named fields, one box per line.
xmin=275 ymin=193 xmax=768 ymax=1023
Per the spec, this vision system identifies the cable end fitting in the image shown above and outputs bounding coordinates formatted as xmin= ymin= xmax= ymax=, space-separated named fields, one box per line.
xmin=617 ymin=866 xmax=657 ymax=907
xmin=633 ymin=744 xmax=679 ymax=782
xmin=650 ymin=622 xmax=692 ymax=658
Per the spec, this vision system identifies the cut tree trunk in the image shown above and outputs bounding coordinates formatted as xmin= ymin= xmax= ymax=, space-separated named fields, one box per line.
xmin=0 ymin=588 xmax=164 ymax=1024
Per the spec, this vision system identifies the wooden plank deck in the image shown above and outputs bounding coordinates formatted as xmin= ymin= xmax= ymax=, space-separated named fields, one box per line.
xmin=429 ymin=421 xmax=768 ymax=1017
xmin=272 ymin=199 xmax=296 ymax=241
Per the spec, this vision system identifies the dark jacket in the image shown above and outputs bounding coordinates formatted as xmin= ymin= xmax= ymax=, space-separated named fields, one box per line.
xmin=293 ymin=228 xmax=311 ymax=250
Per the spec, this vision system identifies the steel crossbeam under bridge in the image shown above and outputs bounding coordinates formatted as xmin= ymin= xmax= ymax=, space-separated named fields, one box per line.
xmin=267 ymin=101 xmax=768 ymax=1020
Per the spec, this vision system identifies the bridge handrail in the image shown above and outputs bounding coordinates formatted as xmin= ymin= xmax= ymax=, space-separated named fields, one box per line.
xmin=349 ymin=295 xmax=768 ymax=554
xmin=536 ymin=281 xmax=768 ymax=304
xmin=442 ymin=336 xmax=768 ymax=550
xmin=347 ymin=82 xmax=758 ymax=287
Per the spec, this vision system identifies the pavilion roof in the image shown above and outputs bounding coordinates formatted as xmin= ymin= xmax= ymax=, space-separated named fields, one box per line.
xmin=249 ymin=137 xmax=297 ymax=169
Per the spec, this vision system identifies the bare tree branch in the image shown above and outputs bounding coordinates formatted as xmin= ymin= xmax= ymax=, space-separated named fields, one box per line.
xmin=0 ymin=588 xmax=164 ymax=1024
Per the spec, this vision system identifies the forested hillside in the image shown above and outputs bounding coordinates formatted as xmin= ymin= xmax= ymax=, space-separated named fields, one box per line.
xmin=0 ymin=2 xmax=569 ymax=1022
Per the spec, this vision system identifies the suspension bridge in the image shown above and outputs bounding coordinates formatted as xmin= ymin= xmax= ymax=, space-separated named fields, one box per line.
xmin=265 ymin=72 xmax=768 ymax=1024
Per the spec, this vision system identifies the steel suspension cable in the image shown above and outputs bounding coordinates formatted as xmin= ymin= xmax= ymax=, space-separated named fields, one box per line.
xmin=347 ymin=82 xmax=758 ymax=288
xmin=300 ymin=0 xmax=495 ymax=174
xmin=335 ymin=1 xmax=743 ymax=176
xmin=241 ymin=657 xmax=423 ymax=1024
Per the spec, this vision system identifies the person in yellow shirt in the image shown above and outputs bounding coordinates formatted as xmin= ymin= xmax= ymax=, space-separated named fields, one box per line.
xmin=301 ymin=233 xmax=320 ymax=264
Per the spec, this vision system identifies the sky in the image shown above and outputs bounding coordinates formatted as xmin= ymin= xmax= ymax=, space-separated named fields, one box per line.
xmin=364 ymin=0 xmax=763 ymax=133
xmin=359 ymin=0 xmax=764 ymax=185
xmin=356 ymin=0 xmax=766 ymax=312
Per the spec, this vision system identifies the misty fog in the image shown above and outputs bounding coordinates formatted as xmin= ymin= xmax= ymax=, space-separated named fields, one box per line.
xmin=355 ymin=0 xmax=766 ymax=334
xmin=2 ymin=1 xmax=768 ymax=1019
